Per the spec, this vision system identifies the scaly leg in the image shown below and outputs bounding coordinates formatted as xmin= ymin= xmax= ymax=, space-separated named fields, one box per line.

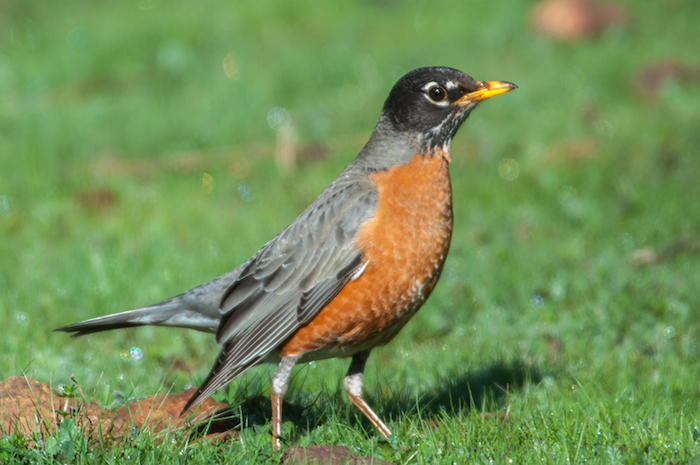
xmin=270 ymin=355 xmax=299 ymax=450
xmin=344 ymin=351 xmax=392 ymax=437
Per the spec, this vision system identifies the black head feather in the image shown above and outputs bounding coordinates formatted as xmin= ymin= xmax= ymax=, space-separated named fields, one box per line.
xmin=382 ymin=67 xmax=483 ymax=147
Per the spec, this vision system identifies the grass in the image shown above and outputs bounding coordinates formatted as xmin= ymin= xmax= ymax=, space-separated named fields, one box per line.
xmin=1 ymin=0 xmax=700 ymax=462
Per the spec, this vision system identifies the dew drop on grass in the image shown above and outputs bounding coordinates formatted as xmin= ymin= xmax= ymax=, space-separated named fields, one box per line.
xmin=201 ymin=173 xmax=214 ymax=194
xmin=550 ymin=280 xmax=565 ymax=300
xmin=130 ymin=347 xmax=143 ymax=361
xmin=16 ymin=312 xmax=29 ymax=326
xmin=558 ymin=186 xmax=577 ymax=206
xmin=530 ymin=295 xmax=544 ymax=309
xmin=222 ymin=52 xmax=238 ymax=79
xmin=267 ymin=107 xmax=291 ymax=130
xmin=619 ymin=232 xmax=634 ymax=251
xmin=595 ymin=119 xmax=614 ymax=138
xmin=238 ymin=181 xmax=256 ymax=201
xmin=94 ymin=283 xmax=107 ymax=297
xmin=498 ymin=158 xmax=520 ymax=181
xmin=0 ymin=195 xmax=11 ymax=217
xmin=664 ymin=326 xmax=675 ymax=338
xmin=308 ymin=361 xmax=316 ymax=368
xmin=58 ymin=384 xmax=68 ymax=395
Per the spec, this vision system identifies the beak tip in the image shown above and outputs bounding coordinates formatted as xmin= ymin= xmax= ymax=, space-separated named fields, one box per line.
xmin=490 ymin=81 xmax=517 ymax=91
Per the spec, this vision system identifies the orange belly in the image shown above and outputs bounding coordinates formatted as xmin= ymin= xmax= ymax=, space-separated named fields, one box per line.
xmin=279 ymin=150 xmax=453 ymax=359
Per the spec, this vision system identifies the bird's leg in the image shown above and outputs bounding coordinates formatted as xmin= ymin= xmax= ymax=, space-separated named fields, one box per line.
xmin=270 ymin=355 xmax=299 ymax=450
xmin=344 ymin=350 xmax=392 ymax=438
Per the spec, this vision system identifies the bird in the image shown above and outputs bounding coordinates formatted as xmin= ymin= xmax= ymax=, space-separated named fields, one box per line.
xmin=56 ymin=67 xmax=516 ymax=449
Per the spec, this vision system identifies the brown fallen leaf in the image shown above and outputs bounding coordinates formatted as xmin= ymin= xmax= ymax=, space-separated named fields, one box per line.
xmin=282 ymin=445 xmax=394 ymax=465
xmin=168 ymin=357 xmax=196 ymax=374
xmin=115 ymin=387 xmax=239 ymax=442
xmin=76 ymin=188 xmax=117 ymax=211
xmin=543 ymin=138 xmax=598 ymax=164
xmin=627 ymin=248 xmax=661 ymax=266
xmin=635 ymin=61 xmax=699 ymax=98
xmin=297 ymin=143 xmax=331 ymax=163
xmin=628 ymin=239 xmax=699 ymax=267
xmin=532 ymin=0 xmax=628 ymax=41
xmin=548 ymin=336 xmax=565 ymax=358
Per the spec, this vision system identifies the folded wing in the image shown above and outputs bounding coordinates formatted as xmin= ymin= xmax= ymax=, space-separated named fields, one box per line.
xmin=182 ymin=166 xmax=378 ymax=411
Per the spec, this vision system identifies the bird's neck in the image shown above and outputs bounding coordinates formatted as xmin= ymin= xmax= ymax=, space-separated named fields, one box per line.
xmin=356 ymin=114 xmax=452 ymax=171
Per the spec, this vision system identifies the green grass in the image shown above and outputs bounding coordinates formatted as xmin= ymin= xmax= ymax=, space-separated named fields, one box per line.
xmin=2 ymin=0 xmax=700 ymax=462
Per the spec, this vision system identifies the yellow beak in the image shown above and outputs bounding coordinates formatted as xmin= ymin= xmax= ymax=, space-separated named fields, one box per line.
xmin=454 ymin=80 xmax=517 ymax=105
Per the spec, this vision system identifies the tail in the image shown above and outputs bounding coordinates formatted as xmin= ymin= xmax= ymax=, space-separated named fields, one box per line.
xmin=55 ymin=268 xmax=243 ymax=337
xmin=54 ymin=299 xmax=220 ymax=337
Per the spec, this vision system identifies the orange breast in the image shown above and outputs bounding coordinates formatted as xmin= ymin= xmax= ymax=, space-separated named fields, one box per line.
xmin=280 ymin=150 xmax=453 ymax=359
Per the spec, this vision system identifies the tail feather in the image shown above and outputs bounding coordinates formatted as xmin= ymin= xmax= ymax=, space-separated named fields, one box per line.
xmin=55 ymin=269 xmax=243 ymax=337
xmin=57 ymin=320 xmax=147 ymax=337
xmin=55 ymin=300 xmax=220 ymax=336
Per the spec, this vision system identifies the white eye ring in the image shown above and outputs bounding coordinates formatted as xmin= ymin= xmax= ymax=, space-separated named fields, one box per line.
xmin=422 ymin=82 xmax=449 ymax=106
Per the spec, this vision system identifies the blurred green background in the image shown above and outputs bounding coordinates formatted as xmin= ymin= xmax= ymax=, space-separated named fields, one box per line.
xmin=1 ymin=0 xmax=700 ymax=461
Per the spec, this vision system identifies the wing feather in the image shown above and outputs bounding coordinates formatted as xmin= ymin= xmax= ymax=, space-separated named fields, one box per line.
xmin=183 ymin=163 xmax=377 ymax=413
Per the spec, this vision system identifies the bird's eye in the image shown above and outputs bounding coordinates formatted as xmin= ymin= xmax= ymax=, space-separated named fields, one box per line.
xmin=426 ymin=85 xmax=447 ymax=103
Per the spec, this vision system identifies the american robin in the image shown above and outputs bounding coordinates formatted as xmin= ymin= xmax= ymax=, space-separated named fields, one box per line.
xmin=56 ymin=67 xmax=516 ymax=449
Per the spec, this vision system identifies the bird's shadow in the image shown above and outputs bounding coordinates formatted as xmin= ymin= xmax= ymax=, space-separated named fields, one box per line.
xmin=199 ymin=360 xmax=545 ymax=439
xmin=383 ymin=360 xmax=543 ymax=419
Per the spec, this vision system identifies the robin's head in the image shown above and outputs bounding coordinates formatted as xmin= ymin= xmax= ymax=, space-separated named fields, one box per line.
xmin=381 ymin=67 xmax=516 ymax=149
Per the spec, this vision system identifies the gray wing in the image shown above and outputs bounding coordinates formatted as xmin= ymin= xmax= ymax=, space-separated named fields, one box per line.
xmin=182 ymin=164 xmax=378 ymax=412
